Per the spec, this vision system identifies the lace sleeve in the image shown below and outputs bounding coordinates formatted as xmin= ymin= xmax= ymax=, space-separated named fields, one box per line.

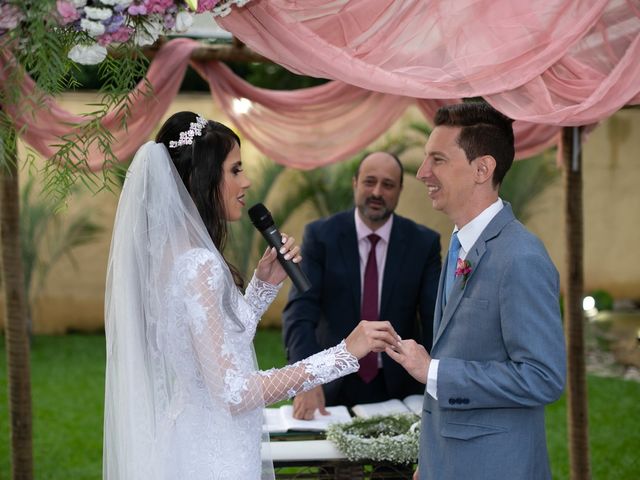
xmin=243 ymin=272 xmax=281 ymax=323
xmin=182 ymin=250 xmax=358 ymax=414
xmin=253 ymin=340 xmax=359 ymax=408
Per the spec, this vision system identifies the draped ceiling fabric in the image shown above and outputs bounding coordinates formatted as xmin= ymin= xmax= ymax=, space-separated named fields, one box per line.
xmin=219 ymin=0 xmax=640 ymax=125
xmin=2 ymin=0 xmax=639 ymax=170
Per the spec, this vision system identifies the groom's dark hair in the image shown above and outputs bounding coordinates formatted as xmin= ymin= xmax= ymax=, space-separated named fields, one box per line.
xmin=434 ymin=102 xmax=515 ymax=187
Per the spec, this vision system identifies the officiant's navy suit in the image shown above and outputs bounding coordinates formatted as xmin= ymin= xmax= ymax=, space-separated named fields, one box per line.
xmin=283 ymin=209 xmax=440 ymax=405
xmin=419 ymin=204 xmax=566 ymax=480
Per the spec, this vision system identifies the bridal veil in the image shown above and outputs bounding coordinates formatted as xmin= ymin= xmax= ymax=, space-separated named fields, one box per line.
xmin=103 ymin=142 xmax=274 ymax=479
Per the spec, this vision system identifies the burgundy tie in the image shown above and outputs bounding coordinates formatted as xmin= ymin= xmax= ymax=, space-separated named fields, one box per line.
xmin=358 ymin=233 xmax=380 ymax=383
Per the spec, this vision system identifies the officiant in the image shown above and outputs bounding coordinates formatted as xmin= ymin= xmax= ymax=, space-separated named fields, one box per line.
xmin=283 ymin=151 xmax=441 ymax=419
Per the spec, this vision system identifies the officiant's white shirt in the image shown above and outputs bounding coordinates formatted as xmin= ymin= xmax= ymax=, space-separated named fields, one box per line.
xmin=427 ymin=197 xmax=503 ymax=399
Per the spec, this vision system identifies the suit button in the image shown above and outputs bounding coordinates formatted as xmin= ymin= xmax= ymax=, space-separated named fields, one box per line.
xmin=462 ymin=398 xmax=470 ymax=404
xmin=448 ymin=398 xmax=456 ymax=405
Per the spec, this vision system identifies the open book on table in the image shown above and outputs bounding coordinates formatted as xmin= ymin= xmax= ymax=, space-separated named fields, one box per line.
xmin=263 ymin=395 xmax=424 ymax=433
xmin=351 ymin=394 xmax=423 ymax=418
xmin=263 ymin=405 xmax=352 ymax=433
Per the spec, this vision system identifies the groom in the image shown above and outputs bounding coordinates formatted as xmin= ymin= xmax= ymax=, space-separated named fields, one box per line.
xmin=387 ymin=102 xmax=566 ymax=480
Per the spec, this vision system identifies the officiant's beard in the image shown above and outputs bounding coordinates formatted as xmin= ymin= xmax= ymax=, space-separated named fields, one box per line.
xmin=358 ymin=196 xmax=393 ymax=224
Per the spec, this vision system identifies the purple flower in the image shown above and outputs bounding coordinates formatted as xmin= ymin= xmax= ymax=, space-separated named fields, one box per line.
xmin=128 ymin=4 xmax=147 ymax=15
xmin=163 ymin=13 xmax=175 ymax=29
xmin=104 ymin=14 xmax=125 ymax=33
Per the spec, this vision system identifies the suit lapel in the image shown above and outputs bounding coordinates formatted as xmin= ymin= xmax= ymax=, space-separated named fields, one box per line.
xmin=432 ymin=203 xmax=516 ymax=349
xmin=433 ymin=241 xmax=487 ymax=346
xmin=380 ymin=219 xmax=407 ymax=318
xmin=339 ymin=213 xmax=361 ymax=312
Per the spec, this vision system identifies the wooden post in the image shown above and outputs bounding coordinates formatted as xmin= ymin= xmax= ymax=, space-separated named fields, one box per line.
xmin=562 ymin=126 xmax=591 ymax=480
xmin=1 ymin=118 xmax=34 ymax=480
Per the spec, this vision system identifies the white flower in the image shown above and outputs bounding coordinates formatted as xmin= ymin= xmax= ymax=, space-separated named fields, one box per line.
xmin=68 ymin=43 xmax=108 ymax=65
xmin=173 ymin=11 xmax=193 ymax=33
xmin=84 ymin=7 xmax=113 ymax=21
xmin=72 ymin=0 xmax=88 ymax=7
xmin=134 ymin=18 xmax=163 ymax=47
xmin=80 ymin=18 xmax=106 ymax=37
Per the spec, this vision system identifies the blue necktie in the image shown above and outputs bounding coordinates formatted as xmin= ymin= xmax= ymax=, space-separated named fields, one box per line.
xmin=444 ymin=232 xmax=461 ymax=304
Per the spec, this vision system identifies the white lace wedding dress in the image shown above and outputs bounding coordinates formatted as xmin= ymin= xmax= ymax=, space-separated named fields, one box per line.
xmin=157 ymin=248 xmax=359 ymax=479
xmin=103 ymin=142 xmax=359 ymax=480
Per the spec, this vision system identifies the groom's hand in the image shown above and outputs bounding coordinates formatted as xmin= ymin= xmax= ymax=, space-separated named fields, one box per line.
xmin=385 ymin=339 xmax=430 ymax=384
xmin=292 ymin=387 xmax=328 ymax=420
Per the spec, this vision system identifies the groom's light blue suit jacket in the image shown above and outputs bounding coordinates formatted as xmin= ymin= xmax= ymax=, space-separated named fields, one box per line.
xmin=419 ymin=203 xmax=566 ymax=480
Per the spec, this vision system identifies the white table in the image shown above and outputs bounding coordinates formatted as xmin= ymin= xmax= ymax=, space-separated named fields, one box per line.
xmin=262 ymin=439 xmax=414 ymax=479
xmin=263 ymin=439 xmax=346 ymax=461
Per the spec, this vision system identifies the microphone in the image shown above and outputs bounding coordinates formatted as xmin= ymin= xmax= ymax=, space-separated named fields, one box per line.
xmin=248 ymin=203 xmax=311 ymax=293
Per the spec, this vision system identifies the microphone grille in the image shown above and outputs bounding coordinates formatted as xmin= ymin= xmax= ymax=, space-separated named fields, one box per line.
xmin=248 ymin=203 xmax=274 ymax=229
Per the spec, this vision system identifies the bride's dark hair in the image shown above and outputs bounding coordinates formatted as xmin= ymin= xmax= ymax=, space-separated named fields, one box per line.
xmin=156 ymin=111 xmax=244 ymax=288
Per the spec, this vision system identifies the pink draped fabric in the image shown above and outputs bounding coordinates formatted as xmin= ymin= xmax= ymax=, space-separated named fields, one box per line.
xmin=1 ymin=38 xmax=563 ymax=170
xmin=1 ymin=39 xmax=199 ymax=170
xmin=3 ymin=2 xmax=639 ymax=168
xmin=219 ymin=0 xmax=640 ymax=126
xmin=193 ymin=60 xmax=411 ymax=167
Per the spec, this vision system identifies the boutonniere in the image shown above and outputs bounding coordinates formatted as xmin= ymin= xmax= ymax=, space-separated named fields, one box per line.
xmin=455 ymin=259 xmax=472 ymax=288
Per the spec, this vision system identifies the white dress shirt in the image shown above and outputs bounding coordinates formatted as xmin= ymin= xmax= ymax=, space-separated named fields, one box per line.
xmin=426 ymin=198 xmax=504 ymax=399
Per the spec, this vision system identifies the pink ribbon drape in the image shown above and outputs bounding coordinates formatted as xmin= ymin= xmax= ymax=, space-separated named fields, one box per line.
xmin=2 ymin=0 xmax=638 ymax=170
xmin=194 ymin=60 xmax=413 ymax=167
xmin=1 ymin=40 xmax=201 ymax=170
xmin=219 ymin=0 xmax=640 ymax=125
xmin=1 ymin=40 xmax=563 ymax=170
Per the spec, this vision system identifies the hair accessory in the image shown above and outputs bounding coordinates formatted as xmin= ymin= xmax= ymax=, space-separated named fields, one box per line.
xmin=169 ymin=116 xmax=208 ymax=148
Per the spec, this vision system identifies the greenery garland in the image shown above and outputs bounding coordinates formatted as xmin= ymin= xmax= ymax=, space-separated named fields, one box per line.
xmin=326 ymin=413 xmax=420 ymax=464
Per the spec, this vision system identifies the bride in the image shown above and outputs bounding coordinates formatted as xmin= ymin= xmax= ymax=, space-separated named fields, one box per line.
xmin=103 ymin=111 xmax=400 ymax=479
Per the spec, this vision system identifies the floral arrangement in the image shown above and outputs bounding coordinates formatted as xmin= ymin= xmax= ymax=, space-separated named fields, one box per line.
xmin=56 ymin=0 xmax=252 ymax=64
xmin=326 ymin=413 xmax=420 ymax=464
xmin=0 ymin=0 xmax=252 ymax=65
xmin=455 ymin=258 xmax=472 ymax=288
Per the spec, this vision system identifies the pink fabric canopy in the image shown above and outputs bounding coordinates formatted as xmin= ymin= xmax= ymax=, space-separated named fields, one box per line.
xmin=1 ymin=39 xmax=560 ymax=170
xmin=219 ymin=0 xmax=640 ymax=125
xmin=2 ymin=0 xmax=638 ymax=170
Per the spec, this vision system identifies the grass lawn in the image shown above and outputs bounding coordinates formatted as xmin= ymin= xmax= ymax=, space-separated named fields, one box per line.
xmin=1 ymin=332 xmax=639 ymax=479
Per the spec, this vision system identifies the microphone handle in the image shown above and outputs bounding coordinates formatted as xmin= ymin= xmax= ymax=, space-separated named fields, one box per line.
xmin=259 ymin=226 xmax=311 ymax=293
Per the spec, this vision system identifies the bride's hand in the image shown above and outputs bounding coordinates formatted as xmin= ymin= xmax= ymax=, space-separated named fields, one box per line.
xmin=255 ymin=234 xmax=301 ymax=285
